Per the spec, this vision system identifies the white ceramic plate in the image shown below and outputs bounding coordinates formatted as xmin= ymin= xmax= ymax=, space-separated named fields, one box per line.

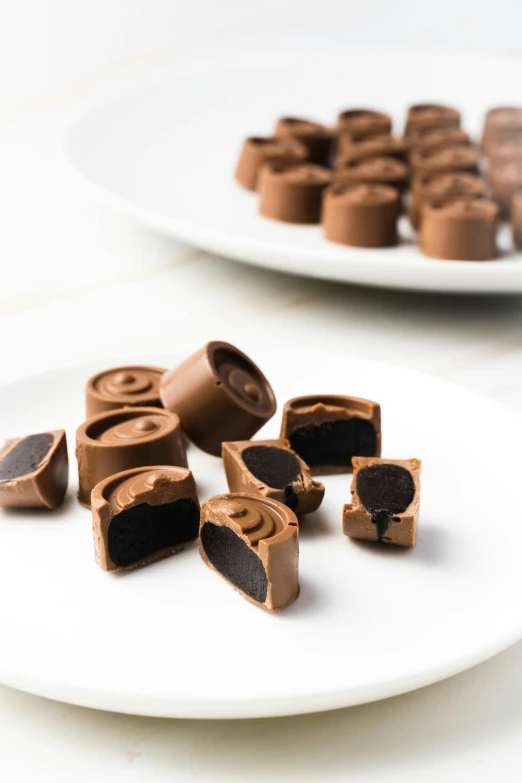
xmin=0 ymin=347 xmax=522 ymax=719
xmin=62 ymin=52 xmax=522 ymax=294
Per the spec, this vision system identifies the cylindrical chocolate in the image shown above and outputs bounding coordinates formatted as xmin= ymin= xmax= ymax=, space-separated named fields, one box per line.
xmin=419 ymin=198 xmax=498 ymax=261
xmin=159 ymin=341 xmax=276 ymax=457
xmin=234 ymin=136 xmax=308 ymax=191
xmin=410 ymin=145 xmax=481 ymax=177
xmin=258 ymin=162 xmax=332 ymax=224
xmin=512 ymin=190 xmax=522 ymax=249
xmin=486 ymin=137 xmax=522 ymax=165
xmin=405 ymin=104 xmax=461 ymax=135
xmin=489 ymin=160 xmax=522 ymax=219
xmin=334 ymin=156 xmax=409 ymax=193
xmin=76 ymin=407 xmax=187 ymax=506
xmin=337 ymin=136 xmax=408 ymax=164
xmin=336 ymin=109 xmax=392 ymax=140
xmin=482 ymin=107 xmax=522 ymax=152
xmin=322 ymin=183 xmax=399 ymax=247
xmin=408 ymin=172 xmax=488 ymax=230
xmin=407 ymin=127 xmax=470 ymax=153
xmin=273 ymin=117 xmax=333 ymax=166
xmin=85 ymin=365 xmax=167 ymax=417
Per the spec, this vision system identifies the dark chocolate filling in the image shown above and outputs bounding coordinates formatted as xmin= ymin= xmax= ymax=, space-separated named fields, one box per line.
xmin=289 ymin=417 xmax=377 ymax=470
xmin=200 ymin=522 xmax=268 ymax=604
xmin=356 ymin=464 xmax=415 ymax=541
xmin=241 ymin=445 xmax=301 ymax=511
xmin=108 ymin=497 xmax=199 ymax=568
xmin=0 ymin=433 xmax=54 ymax=481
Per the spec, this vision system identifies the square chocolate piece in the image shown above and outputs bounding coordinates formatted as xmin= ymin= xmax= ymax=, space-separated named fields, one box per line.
xmin=222 ymin=438 xmax=324 ymax=515
xmin=280 ymin=395 xmax=381 ymax=475
xmin=343 ymin=457 xmax=421 ymax=547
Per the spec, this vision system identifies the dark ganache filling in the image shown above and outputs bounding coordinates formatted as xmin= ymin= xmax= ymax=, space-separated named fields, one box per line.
xmin=108 ymin=497 xmax=199 ymax=568
xmin=356 ymin=464 xmax=415 ymax=541
xmin=200 ymin=522 xmax=268 ymax=603
xmin=289 ymin=417 xmax=377 ymax=469
xmin=0 ymin=433 xmax=54 ymax=481
xmin=241 ymin=445 xmax=301 ymax=511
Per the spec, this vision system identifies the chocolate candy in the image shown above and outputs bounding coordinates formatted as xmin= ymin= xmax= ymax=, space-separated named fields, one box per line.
xmin=337 ymin=136 xmax=408 ymax=164
xmin=258 ymin=162 xmax=332 ymax=224
xmin=322 ymin=183 xmax=399 ymax=247
xmin=92 ymin=466 xmax=199 ymax=571
xmin=334 ymin=156 xmax=409 ymax=193
xmin=199 ymin=493 xmax=299 ymax=612
xmin=159 ymin=341 xmax=276 ymax=457
xmin=280 ymin=395 xmax=381 ymax=475
xmin=234 ymin=136 xmax=308 ymax=191
xmin=486 ymin=137 xmax=522 ymax=164
xmin=409 ymin=172 xmax=488 ymax=230
xmin=0 ymin=430 xmax=68 ymax=509
xmin=76 ymin=407 xmax=187 ymax=506
xmin=405 ymin=104 xmax=460 ymax=135
xmin=489 ymin=160 xmax=522 ymax=219
xmin=407 ymin=127 xmax=470 ymax=153
xmin=410 ymin=145 xmax=481 ymax=177
xmin=482 ymin=107 xmax=522 ymax=152
xmin=343 ymin=457 xmax=421 ymax=547
xmin=336 ymin=109 xmax=392 ymax=140
xmin=512 ymin=190 xmax=522 ymax=249
xmin=273 ymin=117 xmax=334 ymax=166
xmin=85 ymin=365 xmax=166 ymax=417
xmin=222 ymin=439 xmax=324 ymax=515
xmin=419 ymin=197 xmax=498 ymax=261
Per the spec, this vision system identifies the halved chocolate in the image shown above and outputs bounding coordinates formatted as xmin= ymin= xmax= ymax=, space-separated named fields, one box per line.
xmin=85 ymin=365 xmax=167 ymax=417
xmin=343 ymin=457 xmax=421 ymax=547
xmin=92 ymin=466 xmax=199 ymax=571
xmin=0 ymin=430 xmax=68 ymax=508
xmin=222 ymin=438 xmax=324 ymax=514
xmin=199 ymin=494 xmax=299 ymax=612
xmin=280 ymin=395 xmax=381 ymax=475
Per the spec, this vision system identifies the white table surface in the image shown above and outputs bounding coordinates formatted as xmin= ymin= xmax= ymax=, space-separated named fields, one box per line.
xmin=2 ymin=2 xmax=522 ymax=779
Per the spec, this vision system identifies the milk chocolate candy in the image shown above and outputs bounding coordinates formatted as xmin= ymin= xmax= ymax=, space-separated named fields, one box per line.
xmin=0 ymin=430 xmax=68 ymax=509
xmin=407 ymin=127 xmax=470 ymax=153
xmin=258 ymin=162 xmax=332 ymax=224
xmin=76 ymin=407 xmax=187 ymax=507
xmin=92 ymin=466 xmax=199 ymax=572
xmin=482 ymin=107 xmax=522 ymax=152
xmin=487 ymin=137 xmax=522 ymax=164
xmin=336 ymin=132 xmax=392 ymax=159
xmin=337 ymin=135 xmax=408 ymax=164
xmin=280 ymin=395 xmax=381 ymax=475
xmin=337 ymin=109 xmax=392 ymax=140
xmin=408 ymin=172 xmax=488 ymax=230
xmin=334 ymin=156 xmax=409 ymax=193
xmin=420 ymin=198 xmax=498 ymax=261
xmin=273 ymin=117 xmax=334 ymax=166
xmin=222 ymin=439 xmax=324 ymax=515
xmin=200 ymin=493 xmax=299 ymax=612
xmin=343 ymin=457 xmax=421 ymax=547
xmin=322 ymin=183 xmax=399 ymax=247
xmin=234 ymin=136 xmax=308 ymax=191
xmin=410 ymin=145 xmax=481 ymax=177
xmin=160 ymin=341 xmax=276 ymax=457
xmin=511 ymin=190 xmax=522 ymax=249
xmin=489 ymin=160 xmax=522 ymax=219
xmin=405 ymin=104 xmax=460 ymax=135
xmin=85 ymin=365 xmax=166 ymax=417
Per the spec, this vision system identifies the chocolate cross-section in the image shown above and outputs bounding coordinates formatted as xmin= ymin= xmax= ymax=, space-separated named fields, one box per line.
xmin=0 ymin=430 xmax=68 ymax=509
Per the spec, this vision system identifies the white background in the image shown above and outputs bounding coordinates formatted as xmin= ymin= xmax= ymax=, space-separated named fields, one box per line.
xmin=2 ymin=1 xmax=522 ymax=780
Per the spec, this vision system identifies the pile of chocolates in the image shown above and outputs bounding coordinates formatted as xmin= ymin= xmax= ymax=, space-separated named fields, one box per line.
xmin=235 ymin=105 xmax=522 ymax=261
xmin=0 ymin=342 xmax=421 ymax=613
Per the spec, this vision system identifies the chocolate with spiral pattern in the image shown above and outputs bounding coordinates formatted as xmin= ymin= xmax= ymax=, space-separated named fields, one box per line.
xmin=86 ymin=365 xmax=166 ymax=417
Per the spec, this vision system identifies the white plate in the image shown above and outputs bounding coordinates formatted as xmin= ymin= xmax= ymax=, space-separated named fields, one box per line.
xmin=62 ymin=52 xmax=522 ymax=294
xmin=1 ymin=347 xmax=522 ymax=719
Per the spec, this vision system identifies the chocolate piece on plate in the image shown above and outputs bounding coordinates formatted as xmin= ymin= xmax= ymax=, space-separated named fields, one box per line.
xmin=323 ymin=182 xmax=399 ymax=247
xmin=85 ymin=365 xmax=166 ymax=417
xmin=336 ymin=109 xmax=392 ymax=140
xmin=0 ymin=430 xmax=68 ymax=509
xmin=419 ymin=197 xmax=499 ymax=261
xmin=273 ymin=117 xmax=334 ymax=166
xmin=405 ymin=104 xmax=460 ymax=136
xmin=234 ymin=136 xmax=308 ymax=191
xmin=258 ymin=162 xmax=332 ymax=223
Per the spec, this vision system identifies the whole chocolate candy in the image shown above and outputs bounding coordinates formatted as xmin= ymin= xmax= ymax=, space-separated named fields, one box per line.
xmin=409 ymin=172 xmax=488 ymax=230
xmin=419 ymin=197 xmax=498 ymax=261
xmin=199 ymin=493 xmax=299 ymax=612
xmin=334 ymin=156 xmax=409 ymax=193
xmin=407 ymin=127 xmax=470 ymax=153
xmin=234 ymin=136 xmax=308 ymax=191
xmin=0 ymin=430 xmax=68 ymax=509
xmin=489 ymin=159 xmax=522 ymax=219
xmin=160 ymin=341 xmax=276 ymax=457
xmin=405 ymin=104 xmax=461 ymax=135
xmin=410 ymin=145 xmax=481 ymax=177
xmin=273 ymin=117 xmax=334 ymax=166
xmin=322 ymin=183 xmax=399 ymax=247
xmin=482 ymin=107 xmax=522 ymax=152
xmin=258 ymin=162 xmax=332 ymax=224
xmin=85 ymin=365 xmax=167 ymax=417
xmin=337 ymin=135 xmax=408 ymax=164
xmin=76 ymin=407 xmax=187 ymax=506
xmin=336 ymin=109 xmax=392 ymax=140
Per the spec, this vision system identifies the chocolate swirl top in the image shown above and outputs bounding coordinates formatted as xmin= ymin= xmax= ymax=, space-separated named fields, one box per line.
xmin=266 ymin=162 xmax=332 ymax=185
xmin=83 ymin=408 xmax=180 ymax=446
xmin=413 ymin=172 xmax=487 ymax=198
xmin=326 ymin=182 xmax=399 ymax=206
xmin=411 ymin=145 xmax=480 ymax=173
xmin=338 ymin=136 xmax=408 ymax=163
xmin=208 ymin=342 xmax=276 ymax=418
xmin=484 ymin=107 xmax=522 ymax=131
xmin=424 ymin=197 xmax=498 ymax=220
xmin=337 ymin=109 xmax=392 ymax=138
xmin=100 ymin=465 xmax=193 ymax=514
xmin=274 ymin=117 xmax=332 ymax=140
xmin=406 ymin=104 xmax=460 ymax=133
xmin=88 ymin=366 xmax=166 ymax=405
xmin=335 ymin=155 xmax=408 ymax=185
xmin=408 ymin=127 xmax=470 ymax=152
xmin=205 ymin=493 xmax=297 ymax=548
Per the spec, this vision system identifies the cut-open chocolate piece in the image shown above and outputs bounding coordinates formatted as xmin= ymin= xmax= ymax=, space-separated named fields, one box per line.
xmin=199 ymin=493 xmax=299 ymax=612
xmin=92 ymin=465 xmax=200 ymax=571
xmin=0 ymin=430 xmax=68 ymax=508
xmin=343 ymin=457 xmax=421 ymax=547
xmin=222 ymin=438 xmax=324 ymax=515
xmin=280 ymin=395 xmax=381 ymax=475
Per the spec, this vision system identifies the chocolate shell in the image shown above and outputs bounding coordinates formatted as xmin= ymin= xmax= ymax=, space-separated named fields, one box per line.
xmin=405 ymin=104 xmax=460 ymax=135
xmin=258 ymin=162 xmax=332 ymax=223
xmin=0 ymin=430 xmax=68 ymax=509
xmin=273 ymin=117 xmax=334 ymax=166
xmin=234 ymin=136 xmax=308 ymax=191
xmin=85 ymin=365 xmax=166 ymax=417
xmin=419 ymin=197 xmax=498 ymax=261
xmin=336 ymin=109 xmax=392 ymax=140
xmin=322 ymin=183 xmax=399 ymax=247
